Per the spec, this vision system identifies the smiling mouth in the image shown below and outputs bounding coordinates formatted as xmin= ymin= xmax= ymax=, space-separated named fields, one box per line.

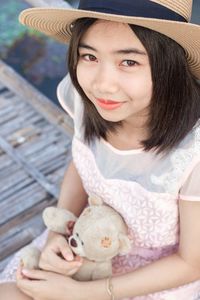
xmin=96 ymin=98 xmax=125 ymax=110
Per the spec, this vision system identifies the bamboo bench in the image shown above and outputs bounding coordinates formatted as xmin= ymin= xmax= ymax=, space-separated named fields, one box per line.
xmin=0 ymin=60 xmax=73 ymax=272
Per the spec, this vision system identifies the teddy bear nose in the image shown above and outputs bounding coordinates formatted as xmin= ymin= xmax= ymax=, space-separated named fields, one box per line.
xmin=70 ymin=238 xmax=77 ymax=247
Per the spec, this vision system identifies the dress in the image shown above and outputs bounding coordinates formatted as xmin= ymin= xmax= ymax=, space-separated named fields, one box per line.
xmin=1 ymin=74 xmax=200 ymax=300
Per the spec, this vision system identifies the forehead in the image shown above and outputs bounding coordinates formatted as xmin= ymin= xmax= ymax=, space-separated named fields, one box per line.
xmin=79 ymin=20 xmax=146 ymax=52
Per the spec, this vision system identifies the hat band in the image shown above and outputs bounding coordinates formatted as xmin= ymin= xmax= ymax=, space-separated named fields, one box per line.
xmin=79 ymin=0 xmax=187 ymax=22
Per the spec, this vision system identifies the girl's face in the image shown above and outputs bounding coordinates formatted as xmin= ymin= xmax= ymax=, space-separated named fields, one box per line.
xmin=77 ymin=20 xmax=152 ymax=125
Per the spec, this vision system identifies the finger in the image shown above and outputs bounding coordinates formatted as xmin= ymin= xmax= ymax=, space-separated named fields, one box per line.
xmin=39 ymin=251 xmax=82 ymax=275
xmin=74 ymin=256 xmax=83 ymax=263
xmin=18 ymin=286 xmax=33 ymax=298
xmin=43 ymin=236 xmax=74 ymax=262
xmin=16 ymin=277 xmax=36 ymax=297
xmin=16 ymin=262 xmax=29 ymax=281
xmin=17 ymin=277 xmax=43 ymax=300
xmin=21 ymin=268 xmax=49 ymax=280
xmin=57 ymin=243 xmax=74 ymax=262
xmin=43 ymin=258 xmax=82 ymax=275
xmin=52 ymin=234 xmax=74 ymax=261
xmin=67 ymin=267 xmax=81 ymax=276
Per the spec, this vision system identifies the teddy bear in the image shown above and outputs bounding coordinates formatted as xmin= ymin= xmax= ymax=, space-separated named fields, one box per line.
xmin=21 ymin=196 xmax=132 ymax=281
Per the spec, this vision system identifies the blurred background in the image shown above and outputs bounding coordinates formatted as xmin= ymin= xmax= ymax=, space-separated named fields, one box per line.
xmin=0 ymin=0 xmax=199 ymax=106
xmin=0 ymin=0 xmax=199 ymax=273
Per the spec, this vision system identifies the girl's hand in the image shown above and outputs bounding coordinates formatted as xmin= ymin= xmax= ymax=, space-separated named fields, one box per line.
xmin=39 ymin=232 xmax=83 ymax=276
xmin=16 ymin=266 xmax=84 ymax=300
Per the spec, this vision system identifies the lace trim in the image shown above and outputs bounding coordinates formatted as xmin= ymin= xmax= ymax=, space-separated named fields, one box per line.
xmin=151 ymin=125 xmax=200 ymax=194
xmin=72 ymin=138 xmax=179 ymax=248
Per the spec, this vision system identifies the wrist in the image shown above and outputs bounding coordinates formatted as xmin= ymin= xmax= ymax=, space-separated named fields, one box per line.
xmin=106 ymin=277 xmax=115 ymax=300
xmin=81 ymin=279 xmax=111 ymax=300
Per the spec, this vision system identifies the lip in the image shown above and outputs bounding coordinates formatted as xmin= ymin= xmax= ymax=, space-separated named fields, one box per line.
xmin=96 ymin=98 xmax=124 ymax=110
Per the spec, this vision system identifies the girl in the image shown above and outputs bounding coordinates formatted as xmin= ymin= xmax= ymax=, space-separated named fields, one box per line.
xmin=1 ymin=0 xmax=200 ymax=299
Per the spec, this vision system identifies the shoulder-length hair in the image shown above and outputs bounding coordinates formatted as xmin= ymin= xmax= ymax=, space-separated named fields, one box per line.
xmin=68 ymin=18 xmax=200 ymax=154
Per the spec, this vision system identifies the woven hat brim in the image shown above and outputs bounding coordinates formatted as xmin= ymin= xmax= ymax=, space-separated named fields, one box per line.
xmin=19 ymin=7 xmax=200 ymax=79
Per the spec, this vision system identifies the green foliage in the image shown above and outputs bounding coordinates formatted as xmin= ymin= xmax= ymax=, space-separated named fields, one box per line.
xmin=0 ymin=0 xmax=45 ymax=57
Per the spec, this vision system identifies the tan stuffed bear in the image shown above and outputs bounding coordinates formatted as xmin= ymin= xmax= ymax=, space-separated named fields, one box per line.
xmin=21 ymin=196 xmax=132 ymax=281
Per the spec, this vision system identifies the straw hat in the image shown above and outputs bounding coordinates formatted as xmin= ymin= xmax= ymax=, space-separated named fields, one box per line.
xmin=19 ymin=0 xmax=200 ymax=79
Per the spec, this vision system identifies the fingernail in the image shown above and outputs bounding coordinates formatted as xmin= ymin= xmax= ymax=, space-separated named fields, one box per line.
xmin=65 ymin=253 xmax=73 ymax=261
xmin=22 ymin=269 xmax=29 ymax=275
xmin=77 ymin=257 xmax=83 ymax=262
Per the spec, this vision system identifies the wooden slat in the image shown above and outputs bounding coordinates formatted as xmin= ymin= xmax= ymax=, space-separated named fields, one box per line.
xmin=0 ymin=60 xmax=74 ymax=137
xmin=0 ymin=60 xmax=74 ymax=272
xmin=0 ymin=136 xmax=60 ymax=198
xmin=0 ymin=196 xmax=56 ymax=237
xmin=0 ymin=170 xmax=34 ymax=198
xmin=0 ymin=186 xmax=48 ymax=225
xmin=0 ymin=215 xmax=45 ymax=261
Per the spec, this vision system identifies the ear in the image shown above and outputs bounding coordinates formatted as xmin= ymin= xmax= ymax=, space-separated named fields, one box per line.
xmin=88 ymin=195 xmax=104 ymax=206
xmin=118 ymin=234 xmax=132 ymax=255
xmin=43 ymin=207 xmax=77 ymax=234
xmin=66 ymin=220 xmax=75 ymax=237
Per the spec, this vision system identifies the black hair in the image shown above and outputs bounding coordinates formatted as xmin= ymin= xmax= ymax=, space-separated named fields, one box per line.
xmin=68 ymin=18 xmax=200 ymax=153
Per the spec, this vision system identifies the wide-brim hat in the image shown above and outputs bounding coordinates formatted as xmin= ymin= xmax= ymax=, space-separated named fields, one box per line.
xmin=19 ymin=0 xmax=200 ymax=79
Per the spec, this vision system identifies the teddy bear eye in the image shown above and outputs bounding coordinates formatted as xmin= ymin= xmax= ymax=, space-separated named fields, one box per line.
xmin=76 ymin=233 xmax=79 ymax=237
xmin=81 ymin=241 xmax=84 ymax=246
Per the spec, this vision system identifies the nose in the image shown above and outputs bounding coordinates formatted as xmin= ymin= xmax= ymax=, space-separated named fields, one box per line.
xmin=69 ymin=238 xmax=77 ymax=248
xmin=92 ymin=64 xmax=119 ymax=95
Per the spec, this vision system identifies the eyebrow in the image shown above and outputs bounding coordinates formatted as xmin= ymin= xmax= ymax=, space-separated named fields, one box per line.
xmin=79 ymin=43 xmax=146 ymax=56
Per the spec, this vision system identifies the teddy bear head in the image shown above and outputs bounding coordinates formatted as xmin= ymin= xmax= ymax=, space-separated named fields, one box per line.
xmin=68 ymin=196 xmax=131 ymax=262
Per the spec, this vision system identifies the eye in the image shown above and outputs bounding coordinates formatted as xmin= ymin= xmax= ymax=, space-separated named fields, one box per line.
xmin=76 ymin=233 xmax=79 ymax=237
xmin=80 ymin=54 xmax=98 ymax=62
xmin=121 ymin=60 xmax=137 ymax=67
xmin=81 ymin=241 xmax=84 ymax=246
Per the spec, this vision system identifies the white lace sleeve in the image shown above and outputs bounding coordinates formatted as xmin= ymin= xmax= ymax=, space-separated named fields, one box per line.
xmin=179 ymin=161 xmax=200 ymax=201
xmin=57 ymin=73 xmax=75 ymax=119
xmin=57 ymin=74 xmax=84 ymax=140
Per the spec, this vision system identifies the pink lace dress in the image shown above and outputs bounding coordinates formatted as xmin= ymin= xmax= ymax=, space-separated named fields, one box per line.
xmin=1 ymin=75 xmax=200 ymax=300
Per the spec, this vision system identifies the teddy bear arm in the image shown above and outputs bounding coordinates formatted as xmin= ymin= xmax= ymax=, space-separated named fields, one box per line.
xmin=92 ymin=261 xmax=112 ymax=280
xmin=21 ymin=246 xmax=41 ymax=269
xmin=73 ymin=259 xmax=97 ymax=281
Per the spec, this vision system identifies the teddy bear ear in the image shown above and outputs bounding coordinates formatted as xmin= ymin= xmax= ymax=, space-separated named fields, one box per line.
xmin=88 ymin=195 xmax=104 ymax=206
xmin=118 ymin=234 xmax=132 ymax=255
xmin=43 ymin=206 xmax=77 ymax=234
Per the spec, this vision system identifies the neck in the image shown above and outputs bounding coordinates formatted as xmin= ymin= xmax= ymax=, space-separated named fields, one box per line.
xmin=122 ymin=114 xmax=149 ymax=139
xmin=108 ymin=120 xmax=149 ymax=151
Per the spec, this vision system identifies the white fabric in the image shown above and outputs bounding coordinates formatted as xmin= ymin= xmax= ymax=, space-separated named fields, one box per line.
xmin=57 ymin=74 xmax=200 ymax=199
xmin=1 ymin=74 xmax=200 ymax=300
xmin=57 ymin=74 xmax=200 ymax=299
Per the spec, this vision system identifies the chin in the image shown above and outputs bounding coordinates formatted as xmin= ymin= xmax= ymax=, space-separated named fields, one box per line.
xmin=100 ymin=114 xmax=123 ymax=123
xmin=96 ymin=110 xmax=122 ymax=123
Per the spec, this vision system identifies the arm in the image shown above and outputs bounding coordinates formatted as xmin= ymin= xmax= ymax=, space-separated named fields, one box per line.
xmin=85 ymin=199 xmax=200 ymax=299
xmin=16 ymin=200 xmax=200 ymax=300
xmin=57 ymin=160 xmax=88 ymax=215
xmin=39 ymin=160 xmax=88 ymax=274
xmin=47 ymin=159 xmax=88 ymax=241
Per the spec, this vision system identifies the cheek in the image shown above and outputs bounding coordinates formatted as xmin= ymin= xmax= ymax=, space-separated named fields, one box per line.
xmin=77 ymin=65 xmax=93 ymax=96
xmin=77 ymin=62 xmax=97 ymax=90
xmin=126 ymin=75 xmax=152 ymax=100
